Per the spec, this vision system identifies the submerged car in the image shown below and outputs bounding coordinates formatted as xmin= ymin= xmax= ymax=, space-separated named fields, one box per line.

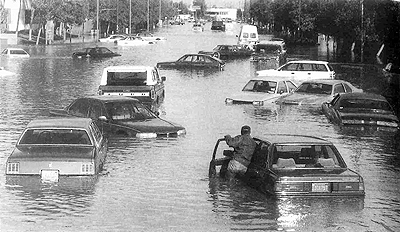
xmin=225 ymin=76 xmax=298 ymax=106
xmin=209 ymin=134 xmax=365 ymax=197
xmin=322 ymin=92 xmax=399 ymax=131
xmin=1 ymin=48 xmax=30 ymax=58
xmin=5 ymin=118 xmax=108 ymax=180
xmin=211 ymin=20 xmax=225 ymax=31
xmin=276 ymin=79 xmax=363 ymax=106
xmin=135 ymin=32 xmax=166 ymax=42
xmin=98 ymin=65 xmax=166 ymax=108
xmin=72 ymin=47 xmax=121 ymax=58
xmin=198 ymin=44 xmax=252 ymax=60
xmin=49 ymin=95 xmax=186 ymax=138
xmin=115 ymin=36 xmax=154 ymax=46
xmin=98 ymin=34 xmax=127 ymax=43
xmin=251 ymin=41 xmax=287 ymax=67
xmin=156 ymin=54 xmax=225 ymax=70
xmin=257 ymin=60 xmax=336 ymax=81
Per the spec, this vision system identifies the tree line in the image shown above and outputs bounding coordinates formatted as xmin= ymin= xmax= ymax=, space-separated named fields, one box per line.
xmin=249 ymin=0 xmax=400 ymax=62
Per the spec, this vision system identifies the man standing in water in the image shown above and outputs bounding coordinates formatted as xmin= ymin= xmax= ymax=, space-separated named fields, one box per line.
xmin=224 ymin=125 xmax=257 ymax=179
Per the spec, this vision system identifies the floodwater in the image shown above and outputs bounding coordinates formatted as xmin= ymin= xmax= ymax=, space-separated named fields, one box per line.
xmin=1 ymin=22 xmax=400 ymax=232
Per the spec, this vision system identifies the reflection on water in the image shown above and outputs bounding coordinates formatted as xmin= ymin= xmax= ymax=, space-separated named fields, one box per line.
xmin=1 ymin=22 xmax=400 ymax=231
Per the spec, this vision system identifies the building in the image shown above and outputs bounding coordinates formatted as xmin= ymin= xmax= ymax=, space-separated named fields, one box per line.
xmin=205 ymin=8 xmax=237 ymax=21
xmin=1 ymin=0 xmax=32 ymax=45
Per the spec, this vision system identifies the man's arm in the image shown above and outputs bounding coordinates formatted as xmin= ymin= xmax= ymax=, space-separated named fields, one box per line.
xmin=224 ymin=135 xmax=242 ymax=147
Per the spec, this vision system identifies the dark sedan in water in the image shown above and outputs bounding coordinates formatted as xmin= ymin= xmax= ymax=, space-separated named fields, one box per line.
xmin=5 ymin=117 xmax=108 ymax=181
xmin=322 ymin=92 xmax=399 ymax=131
xmin=156 ymin=53 xmax=225 ymax=70
xmin=49 ymin=95 xmax=186 ymax=138
xmin=72 ymin=47 xmax=121 ymax=59
xmin=198 ymin=44 xmax=252 ymax=60
xmin=209 ymin=134 xmax=365 ymax=197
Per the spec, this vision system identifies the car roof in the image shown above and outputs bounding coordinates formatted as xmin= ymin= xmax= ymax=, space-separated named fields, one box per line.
xmin=103 ymin=65 xmax=155 ymax=72
xmin=6 ymin=48 xmax=26 ymax=51
xmin=27 ymin=117 xmax=92 ymax=129
xmin=83 ymin=95 xmax=141 ymax=103
xmin=250 ymin=75 xmax=297 ymax=82
xmin=300 ymin=79 xmax=348 ymax=85
xmin=257 ymin=134 xmax=332 ymax=145
xmin=287 ymin=60 xmax=329 ymax=64
xmin=338 ymin=92 xmax=387 ymax=101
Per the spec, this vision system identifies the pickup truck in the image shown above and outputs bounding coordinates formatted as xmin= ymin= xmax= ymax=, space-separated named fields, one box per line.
xmin=98 ymin=66 xmax=166 ymax=108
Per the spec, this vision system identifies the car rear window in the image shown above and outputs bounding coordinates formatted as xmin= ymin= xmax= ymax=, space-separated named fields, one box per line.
xmin=339 ymin=99 xmax=392 ymax=111
xmin=10 ymin=50 xmax=27 ymax=55
xmin=19 ymin=129 xmax=92 ymax=145
xmin=107 ymin=71 xmax=147 ymax=86
xmin=271 ymin=144 xmax=343 ymax=169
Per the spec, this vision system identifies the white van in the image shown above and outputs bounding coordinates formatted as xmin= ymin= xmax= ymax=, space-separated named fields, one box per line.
xmin=237 ymin=25 xmax=259 ymax=48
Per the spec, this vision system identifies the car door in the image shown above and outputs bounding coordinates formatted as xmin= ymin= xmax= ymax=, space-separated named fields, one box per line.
xmin=88 ymin=99 xmax=110 ymax=136
xmin=323 ymin=94 xmax=341 ymax=123
xmin=278 ymin=62 xmax=308 ymax=79
xmin=152 ymin=68 xmax=165 ymax=103
xmin=89 ymin=122 xmax=107 ymax=173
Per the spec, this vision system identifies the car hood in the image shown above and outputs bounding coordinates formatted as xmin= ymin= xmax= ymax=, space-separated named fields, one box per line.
xmin=9 ymin=146 xmax=95 ymax=160
xmin=338 ymin=109 xmax=399 ymax=121
xmin=278 ymin=92 xmax=330 ymax=105
xmin=113 ymin=118 xmax=185 ymax=133
xmin=227 ymin=92 xmax=280 ymax=102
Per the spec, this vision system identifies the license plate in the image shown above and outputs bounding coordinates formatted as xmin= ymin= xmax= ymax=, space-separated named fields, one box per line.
xmin=41 ymin=169 xmax=59 ymax=182
xmin=312 ymin=183 xmax=329 ymax=192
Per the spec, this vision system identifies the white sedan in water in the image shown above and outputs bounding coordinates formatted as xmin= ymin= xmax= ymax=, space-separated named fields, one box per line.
xmin=225 ymin=76 xmax=298 ymax=106
xmin=115 ymin=36 xmax=155 ymax=46
xmin=135 ymin=32 xmax=166 ymax=42
xmin=98 ymin=34 xmax=127 ymax=43
xmin=256 ymin=60 xmax=336 ymax=81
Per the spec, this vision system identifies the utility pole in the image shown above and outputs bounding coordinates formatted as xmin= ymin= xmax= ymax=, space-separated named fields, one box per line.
xmin=361 ymin=0 xmax=364 ymax=63
xmin=147 ymin=0 xmax=150 ymax=31
xmin=97 ymin=0 xmax=99 ymax=39
xmin=129 ymin=0 xmax=132 ymax=34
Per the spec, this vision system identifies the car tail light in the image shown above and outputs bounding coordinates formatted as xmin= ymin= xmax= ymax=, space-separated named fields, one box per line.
xmin=150 ymin=90 xmax=155 ymax=99
xmin=253 ymin=101 xmax=264 ymax=106
xmin=177 ymin=129 xmax=186 ymax=136
xmin=275 ymin=181 xmax=305 ymax=192
xmin=7 ymin=162 xmax=19 ymax=174
xmin=225 ymin=98 xmax=233 ymax=104
xmin=330 ymin=71 xmax=336 ymax=79
xmin=98 ymin=89 xmax=103 ymax=95
xmin=359 ymin=177 xmax=365 ymax=191
xmin=81 ymin=163 xmax=94 ymax=174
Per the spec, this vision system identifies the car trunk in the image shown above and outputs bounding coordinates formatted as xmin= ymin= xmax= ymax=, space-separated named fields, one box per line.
xmin=271 ymin=169 xmax=364 ymax=196
xmin=339 ymin=109 xmax=399 ymax=127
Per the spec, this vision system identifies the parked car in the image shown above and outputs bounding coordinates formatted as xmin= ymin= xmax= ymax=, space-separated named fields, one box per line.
xmin=322 ymin=92 xmax=399 ymax=131
xmin=276 ymin=79 xmax=363 ymax=106
xmin=98 ymin=65 xmax=166 ymax=108
xmin=49 ymin=95 xmax=186 ymax=138
xmin=135 ymin=32 xmax=166 ymax=42
xmin=209 ymin=134 xmax=365 ymax=197
xmin=5 ymin=117 xmax=108 ymax=180
xmin=72 ymin=47 xmax=121 ymax=59
xmin=225 ymin=76 xmax=298 ymax=106
xmin=156 ymin=54 xmax=225 ymax=70
xmin=198 ymin=44 xmax=252 ymax=60
xmin=211 ymin=20 xmax=225 ymax=31
xmin=1 ymin=48 xmax=30 ymax=58
xmin=115 ymin=36 xmax=154 ymax=46
xmin=98 ymin=34 xmax=127 ymax=43
xmin=256 ymin=60 xmax=336 ymax=81
xmin=251 ymin=41 xmax=287 ymax=67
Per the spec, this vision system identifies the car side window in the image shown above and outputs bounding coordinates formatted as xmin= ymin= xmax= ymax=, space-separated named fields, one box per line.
xmin=153 ymin=69 xmax=160 ymax=83
xmin=302 ymin=63 xmax=312 ymax=71
xmin=68 ymin=99 xmax=89 ymax=117
xmin=281 ymin=63 xmax=296 ymax=71
xmin=204 ymin=57 xmax=214 ymax=63
xmin=286 ymin=81 xmax=297 ymax=92
xmin=1 ymin=49 xmax=7 ymax=54
xmin=343 ymin=83 xmax=352 ymax=92
xmin=313 ymin=64 xmax=328 ymax=72
xmin=277 ymin=81 xmax=287 ymax=93
xmin=333 ymin=84 xmax=345 ymax=94
xmin=89 ymin=122 xmax=102 ymax=145
xmin=330 ymin=94 xmax=341 ymax=106
xmin=194 ymin=56 xmax=204 ymax=62
xmin=89 ymin=101 xmax=105 ymax=120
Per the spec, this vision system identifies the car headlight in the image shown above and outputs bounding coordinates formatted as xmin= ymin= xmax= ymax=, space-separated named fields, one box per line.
xmin=6 ymin=162 xmax=19 ymax=174
xmin=253 ymin=101 xmax=264 ymax=106
xmin=136 ymin=132 xmax=157 ymax=138
xmin=225 ymin=98 xmax=233 ymax=104
xmin=177 ymin=129 xmax=186 ymax=136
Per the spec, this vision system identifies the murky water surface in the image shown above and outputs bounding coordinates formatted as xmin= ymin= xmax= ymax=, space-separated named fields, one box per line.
xmin=1 ymin=23 xmax=399 ymax=232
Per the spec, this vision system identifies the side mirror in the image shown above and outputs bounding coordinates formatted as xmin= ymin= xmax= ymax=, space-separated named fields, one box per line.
xmin=161 ymin=76 xmax=166 ymax=82
xmin=98 ymin=116 xmax=108 ymax=121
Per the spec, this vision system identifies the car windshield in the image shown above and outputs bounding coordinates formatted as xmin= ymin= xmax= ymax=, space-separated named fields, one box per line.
xmin=254 ymin=44 xmax=281 ymax=53
xmin=271 ymin=144 xmax=344 ymax=169
xmin=296 ymin=83 xmax=332 ymax=94
xmin=105 ymin=101 xmax=156 ymax=120
xmin=242 ymin=80 xmax=277 ymax=93
xmin=339 ymin=98 xmax=392 ymax=111
xmin=106 ymin=71 xmax=147 ymax=86
xmin=19 ymin=129 xmax=91 ymax=145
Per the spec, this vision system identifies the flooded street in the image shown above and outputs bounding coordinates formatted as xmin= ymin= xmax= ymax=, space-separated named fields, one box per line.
xmin=1 ymin=22 xmax=400 ymax=231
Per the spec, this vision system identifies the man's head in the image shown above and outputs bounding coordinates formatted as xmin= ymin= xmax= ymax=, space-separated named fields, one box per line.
xmin=241 ymin=125 xmax=251 ymax=135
